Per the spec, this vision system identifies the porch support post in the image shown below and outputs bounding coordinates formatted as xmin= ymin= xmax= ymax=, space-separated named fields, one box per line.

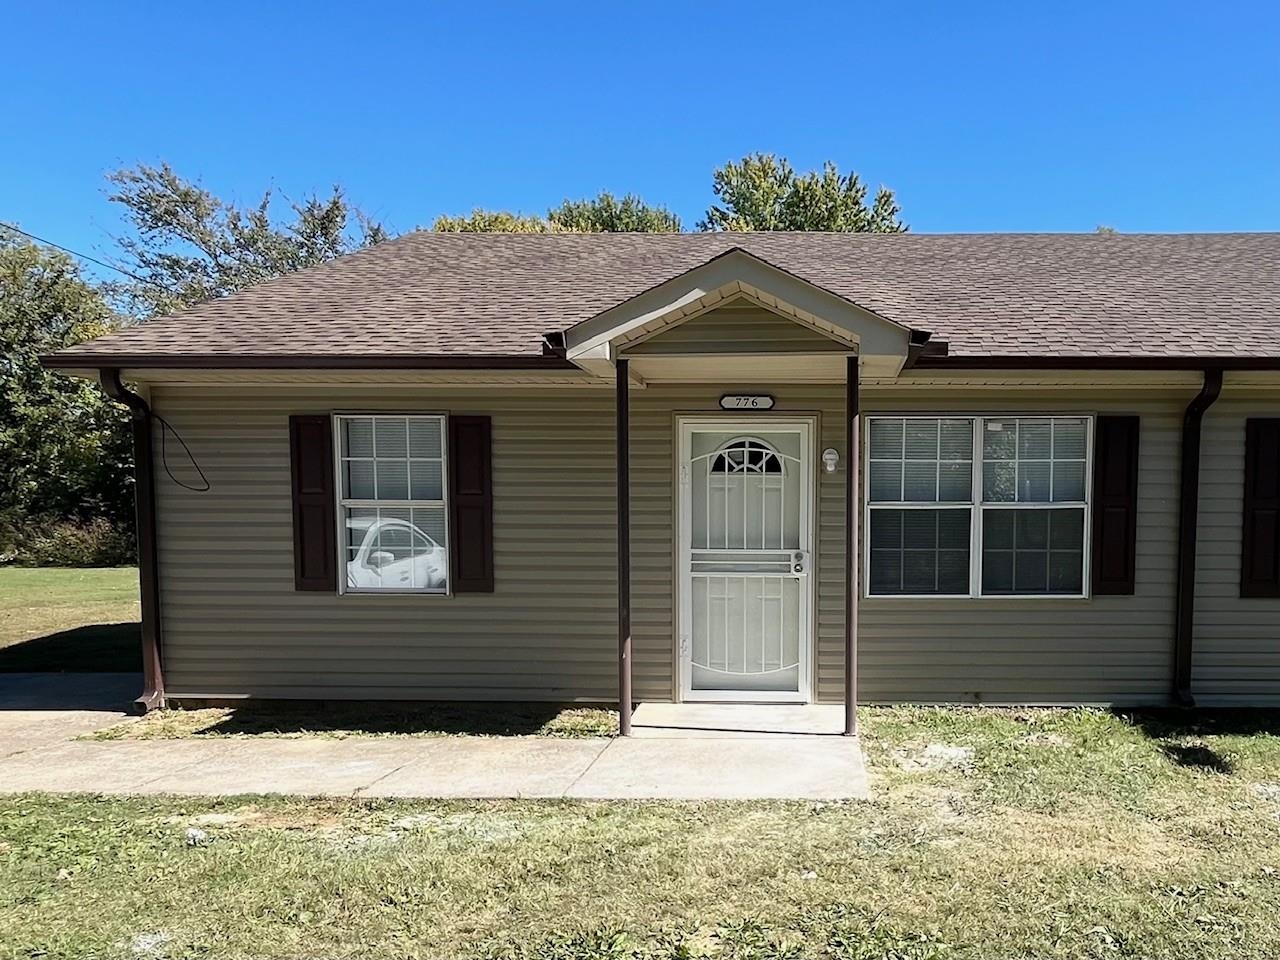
xmin=844 ymin=356 xmax=860 ymax=736
xmin=616 ymin=358 xmax=633 ymax=735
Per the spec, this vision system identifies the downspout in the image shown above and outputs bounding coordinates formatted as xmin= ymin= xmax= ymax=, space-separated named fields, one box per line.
xmin=1172 ymin=368 xmax=1224 ymax=706
xmin=99 ymin=368 xmax=165 ymax=713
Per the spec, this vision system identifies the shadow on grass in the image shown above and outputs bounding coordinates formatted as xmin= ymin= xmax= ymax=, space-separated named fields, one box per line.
xmin=180 ymin=700 xmax=586 ymax=737
xmin=1160 ymin=742 xmax=1234 ymax=773
xmin=0 ymin=623 xmax=141 ymax=673
xmin=1114 ymin=709 xmax=1280 ymax=775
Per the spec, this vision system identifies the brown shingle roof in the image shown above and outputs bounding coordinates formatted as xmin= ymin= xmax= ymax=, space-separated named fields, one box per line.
xmin=48 ymin=232 xmax=1280 ymax=366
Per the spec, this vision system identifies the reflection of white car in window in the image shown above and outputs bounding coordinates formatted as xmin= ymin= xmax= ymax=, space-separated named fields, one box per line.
xmin=346 ymin=516 xmax=447 ymax=590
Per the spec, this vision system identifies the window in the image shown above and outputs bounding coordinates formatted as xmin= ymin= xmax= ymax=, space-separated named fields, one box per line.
xmin=866 ymin=416 xmax=1091 ymax=597
xmin=336 ymin=415 xmax=449 ymax=593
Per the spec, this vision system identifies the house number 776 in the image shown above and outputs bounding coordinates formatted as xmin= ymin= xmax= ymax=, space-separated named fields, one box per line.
xmin=719 ymin=395 xmax=775 ymax=410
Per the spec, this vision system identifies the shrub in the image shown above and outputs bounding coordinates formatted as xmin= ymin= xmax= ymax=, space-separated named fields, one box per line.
xmin=0 ymin=516 xmax=135 ymax=567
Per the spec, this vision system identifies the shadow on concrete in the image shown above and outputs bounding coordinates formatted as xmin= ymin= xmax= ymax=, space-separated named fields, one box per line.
xmin=0 ymin=623 xmax=141 ymax=674
xmin=0 ymin=672 xmax=140 ymax=712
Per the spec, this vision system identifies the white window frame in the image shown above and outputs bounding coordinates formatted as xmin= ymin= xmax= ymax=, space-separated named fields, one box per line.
xmin=333 ymin=413 xmax=451 ymax=596
xmin=863 ymin=414 xmax=1094 ymax=600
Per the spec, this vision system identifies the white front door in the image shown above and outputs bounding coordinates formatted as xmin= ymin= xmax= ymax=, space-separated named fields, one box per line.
xmin=678 ymin=419 xmax=814 ymax=702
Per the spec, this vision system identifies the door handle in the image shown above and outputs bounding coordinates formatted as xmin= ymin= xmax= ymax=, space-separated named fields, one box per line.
xmin=792 ymin=551 xmax=807 ymax=575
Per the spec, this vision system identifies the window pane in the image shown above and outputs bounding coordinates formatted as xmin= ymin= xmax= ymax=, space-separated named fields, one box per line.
xmin=1052 ymin=461 xmax=1086 ymax=502
xmin=869 ymin=419 xmax=904 ymax=459
xmin=983 ymin=462 xmax=1016 ymax=502
xmin=409 ymin=460 xmax=444 ymax=500
xmin=1017 ymin=461 xmax=1052 ymax=502
xmin=903 ymin=462 xmax=938 ymax=501
xmin=1050 ymin=509 xmax=1084 ymax=549
xmin=869 ymin=461 xmax=903 ymax=502
xmin=905 ymin=420 xmax=939 ymax=459
xmin=869 ymin=550 xmax=902 ymax=594
xmin=982 ymin=417 xmax=1090 ymax=505
xmin=869 ymin=511 xmax=902 ymax=549
xmin=408 ymin=417 xmax=443 ymax=458
xmin=1053 ymin=419 xmax=1088 ymax=459
xmin=939 ymin=462 xmax=971 ymax=501
xmin=1049 ymin=550 xmax=1083 ymax=592
xmin=940 ymin=419 xmax=973 ymax=460
xmin=412 ymin=506 xmax=448 ymax=549
xmin=343 ymin=418 xmax=374 ymax=457
xmin=1018 ymin=419 xmax=1052 ymax=459
xmin=982 ymin=420 xmax=1017 ymax=461
xmin=982 ymin=548 xmax=1013 ymax=593
xmin=344 ymin=460 xmax=375 ymax=499
xmin=981 ymin=508 xmax=1084 ymax=596
xmin=1014 ymin=548 xmax=1049 ymax=592
xmin=983 ymin=508 xmax=1015 ymax=549
xmin=374 ymin=418 xmax=408 ymax=458
xmin=870 ymin=418 xmax=974 ymax=505
xmin=868 ymin=508 xmax=971 ymax=595
xmin=375 ymin=460 xmax=409 ymax=500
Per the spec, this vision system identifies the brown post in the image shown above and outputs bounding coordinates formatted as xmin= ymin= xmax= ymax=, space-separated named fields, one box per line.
xmin=99 ymin=369 xmax=165 ymax=713
xmin=844 ymin=356 xmax=860 ymax=736
xmin=616 ymin=358 xmax=633 ymax=735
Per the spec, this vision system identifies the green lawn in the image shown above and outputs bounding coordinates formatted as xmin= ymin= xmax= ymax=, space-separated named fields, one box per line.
xmin=6 ymin=707 xmax=1280 ymax=958
xmin=0 ymin=566 xmax=140 ymax=671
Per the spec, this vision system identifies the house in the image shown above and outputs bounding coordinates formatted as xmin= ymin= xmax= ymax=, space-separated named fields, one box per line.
xmin=45 ymin=233 xmax=1280 ymax=731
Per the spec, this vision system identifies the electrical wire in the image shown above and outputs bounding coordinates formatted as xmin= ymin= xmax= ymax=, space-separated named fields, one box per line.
xmin=154 ymin=413 xmax=211 ymax=493
xmin=0 ymin=221 xmax=173 ymax=291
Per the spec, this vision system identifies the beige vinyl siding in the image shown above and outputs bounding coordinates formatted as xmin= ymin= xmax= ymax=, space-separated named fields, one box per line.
xmin=1193 ymin=389 xmax=1280 ymax=705
xmin=153 ymin=383 xmax=1191 ymax=706
xmin=855 ymin=390 xmax=1183 ymax=705
xmin=152 ymin=387 xmax=619 ymax=701
xmin=623 ymin=303 xmax=850 ymax=355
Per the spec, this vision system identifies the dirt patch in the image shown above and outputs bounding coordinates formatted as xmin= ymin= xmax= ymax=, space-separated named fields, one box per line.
xmin=894 ymin=743 xmax=974 ymax=772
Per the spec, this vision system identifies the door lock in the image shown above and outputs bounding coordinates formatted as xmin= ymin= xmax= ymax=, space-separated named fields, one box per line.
xmin=792 ymin=551 xmax=807 ymax=574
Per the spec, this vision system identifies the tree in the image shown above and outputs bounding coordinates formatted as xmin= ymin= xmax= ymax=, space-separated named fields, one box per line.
xmin=547 ymin=193 xmax=680 ymax=232
xmin=433 ymin=192 xmax=680 ymax=233
xmin=107 ymin=163 xmax=392 ymax=317
xmin=432 ymin=210 xmax=554 ymax=233
xmin=699 ymin=153 xmax=906 ymax=232
xmin=0 ymin=232 xmax=133 ymax=547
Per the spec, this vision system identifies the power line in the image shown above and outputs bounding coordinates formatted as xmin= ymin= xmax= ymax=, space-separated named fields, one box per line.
xmin=0 ymin=221 xmax=172 ymax=291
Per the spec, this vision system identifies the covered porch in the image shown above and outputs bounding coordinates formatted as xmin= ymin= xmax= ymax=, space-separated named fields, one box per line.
xmin=558 ymin=248 xmax=926 ymax=735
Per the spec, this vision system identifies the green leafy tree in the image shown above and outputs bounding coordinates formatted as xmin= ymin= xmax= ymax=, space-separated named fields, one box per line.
xmin=0 ymin=232 xmax=133 ymax=547
xmin=548 ymin=192 xmax=680 ymax=232
xmin=700 ymin=153 xmax=906 ymax=232
xmin=433 ymin=192 xmax=680 ymax=233
xmin=432 ymin=210 xmax=554 ymax=233
xmin=108 ymin=163 xmax=392 ymax=316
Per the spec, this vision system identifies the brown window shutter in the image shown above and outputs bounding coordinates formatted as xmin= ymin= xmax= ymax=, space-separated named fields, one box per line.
xmin=1091 ymin=415 xmax=1141 ymax=595
xmin=1241 ymin=418 xmax=1280 ymax=598
xmin=289 ymin=415 xmax=336 ymax=591
xmin=449 ymin=415 xmax=494 ymax=592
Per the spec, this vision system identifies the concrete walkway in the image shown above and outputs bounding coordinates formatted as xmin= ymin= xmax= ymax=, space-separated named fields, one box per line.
xmin=0 ymin=676 xmax=867 ymax=800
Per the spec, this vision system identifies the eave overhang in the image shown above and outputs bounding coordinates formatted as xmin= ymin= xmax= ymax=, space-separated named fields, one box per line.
xmin=561 ymin=247 xmax=925 ymax=381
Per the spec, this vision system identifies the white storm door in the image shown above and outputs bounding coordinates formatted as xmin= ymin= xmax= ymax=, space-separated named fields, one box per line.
xmin=679 ymin=420 xmax=813 ymax=702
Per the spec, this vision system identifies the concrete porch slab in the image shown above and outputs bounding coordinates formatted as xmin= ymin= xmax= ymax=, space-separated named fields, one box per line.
xmin=631 ymin=702 xmax=846 ymax=738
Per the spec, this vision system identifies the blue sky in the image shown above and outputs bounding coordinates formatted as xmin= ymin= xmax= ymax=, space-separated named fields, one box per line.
xmin=4 ymin=0 xmax=1278 ymax=268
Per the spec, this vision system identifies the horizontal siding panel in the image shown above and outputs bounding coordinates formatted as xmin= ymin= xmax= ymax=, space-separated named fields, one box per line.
xmin=1192 ymin=392 xmax=1280 ymax=701
xmin=154 ymin=384 xmax=1200 ymax=705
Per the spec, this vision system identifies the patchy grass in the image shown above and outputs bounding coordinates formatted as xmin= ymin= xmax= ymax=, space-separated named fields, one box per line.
xmin=9 ymin=706 xmax=1280 ymax=957
xmin=0 ymin=566 xmax=140 ymax=671
xmin=90 ymin=701 xmax=619 ymax=740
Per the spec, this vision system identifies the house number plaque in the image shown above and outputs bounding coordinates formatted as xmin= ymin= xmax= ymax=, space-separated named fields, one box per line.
xmin=719 ymin=394 xmax=775 ymax=410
